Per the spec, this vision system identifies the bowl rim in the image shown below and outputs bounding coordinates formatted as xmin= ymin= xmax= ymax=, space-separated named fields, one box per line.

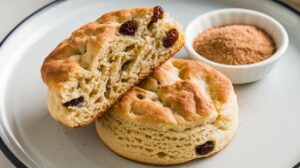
xmin=185 ymin=8 xmax=289 ymax=69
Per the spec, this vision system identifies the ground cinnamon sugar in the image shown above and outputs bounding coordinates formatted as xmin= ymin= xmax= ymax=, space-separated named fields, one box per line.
xmin=193 ymin=25 xmax=276 ymax=65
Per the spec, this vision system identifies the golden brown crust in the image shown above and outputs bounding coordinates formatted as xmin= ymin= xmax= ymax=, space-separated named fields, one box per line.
xmin=111 ymin=59 xmax=233 ymax=125
xmin=41 ymin=23 xmax=116 ymax=88
xmin=96 ymin=8 xmax=153 ymax=24
xmin=172 ymin=59 xmax=231 ymax=103
xmin=158 ymin=80 xmax=212 ymax=120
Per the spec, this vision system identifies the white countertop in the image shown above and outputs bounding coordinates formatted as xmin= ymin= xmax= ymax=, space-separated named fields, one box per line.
xmin=0 ymin=0 xmax=52 ymax=167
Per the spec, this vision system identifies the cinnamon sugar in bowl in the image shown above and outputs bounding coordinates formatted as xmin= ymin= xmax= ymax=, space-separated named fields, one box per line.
xmin=193 ymin=25 xmax=276 ymax=65
xmin=185 ymin=8 xmax=289 ymax=84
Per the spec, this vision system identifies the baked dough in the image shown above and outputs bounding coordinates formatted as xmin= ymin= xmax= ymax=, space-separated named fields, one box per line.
xmin=41 ymin=7 xmax=184 ymax=127
xmin=96 ymin=59 xmax=238 ymax=165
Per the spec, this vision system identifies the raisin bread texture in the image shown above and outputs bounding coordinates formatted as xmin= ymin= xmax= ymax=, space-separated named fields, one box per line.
xmin=41 ymin=6 xmax=184 ymax=127
xmin=96 ymin=59 xmax=238 ymax=165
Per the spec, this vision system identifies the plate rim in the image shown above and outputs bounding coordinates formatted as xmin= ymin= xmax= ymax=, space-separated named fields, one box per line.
xmin=0 ymin=1 xmax=64 ymax=167
xmin=0 ymin=0 xmax=298 ymax=167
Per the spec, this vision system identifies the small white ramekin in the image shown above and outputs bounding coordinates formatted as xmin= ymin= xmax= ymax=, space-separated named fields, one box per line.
xmin=185 ymin=8 xmax=289 ymax=84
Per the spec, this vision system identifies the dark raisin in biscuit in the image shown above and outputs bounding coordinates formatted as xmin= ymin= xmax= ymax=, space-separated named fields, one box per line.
xmin=120 ymin=20 xmax=138 ymax=35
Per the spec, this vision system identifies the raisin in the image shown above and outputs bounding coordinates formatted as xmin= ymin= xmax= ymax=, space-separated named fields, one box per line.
xmin=163 ymin=29 xmax=178 ymax=48
xmin=147 ymin=6 xmax=164 ymax=29
xmin=63 ymin=96 xmax=84 ymax=107
xmin=137 ymin=94 xmax=144 ymax=99
xmin=119 ymin=20 xmax=138 ymax=35
xmin=195 ymin=141 xmax=215 ymax=155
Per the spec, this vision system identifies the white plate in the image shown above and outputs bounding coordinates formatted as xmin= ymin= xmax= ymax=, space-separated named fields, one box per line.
xmin=0 ymin=0 xmax=299 ymax=167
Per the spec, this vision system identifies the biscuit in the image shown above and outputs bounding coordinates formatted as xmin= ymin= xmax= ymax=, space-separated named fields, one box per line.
xmin=41 ymin=6 xmax=184 ymax=127
xmin=96 ymin=59 xmax=238 ymax=165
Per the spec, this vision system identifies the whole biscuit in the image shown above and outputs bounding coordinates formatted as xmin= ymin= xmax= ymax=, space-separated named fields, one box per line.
xmin=96 ymin=59 xmax=238 ymax=165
